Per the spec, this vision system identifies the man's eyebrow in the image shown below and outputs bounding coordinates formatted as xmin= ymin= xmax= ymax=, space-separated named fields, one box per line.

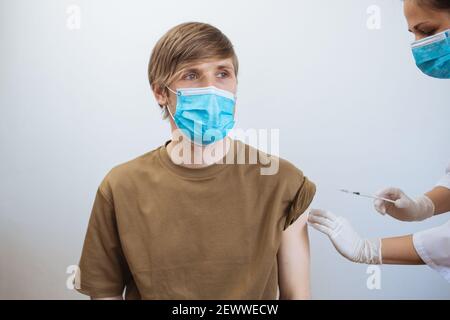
xmin=216 ymin=64 xmax=234 ymax=70
xmin=179 ymin=67 xmax=200 ymax=74
xmin=178 ymin=64 xmax=234 ymax=75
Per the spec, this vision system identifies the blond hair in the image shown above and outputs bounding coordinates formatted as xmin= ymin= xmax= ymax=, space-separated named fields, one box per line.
xmin=148 ymin=22 xmax=239 ymax=119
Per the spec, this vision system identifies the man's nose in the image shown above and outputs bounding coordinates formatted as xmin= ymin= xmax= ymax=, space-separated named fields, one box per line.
xmin=200 ymin=74 xmax=218 ymax=88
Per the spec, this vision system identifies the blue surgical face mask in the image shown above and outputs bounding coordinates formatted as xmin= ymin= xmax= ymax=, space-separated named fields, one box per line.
xmin=411 ymin=29 xmax=450 ymax=79
xmin=166 ymin=86 xmax=236 ymax=145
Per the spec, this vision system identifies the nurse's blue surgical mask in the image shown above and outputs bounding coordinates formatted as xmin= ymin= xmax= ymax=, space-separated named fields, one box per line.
xmin=411 ymin=29 xmax=450 ymax=79
xmin=165 ymin=86 xmax=236 ymax=145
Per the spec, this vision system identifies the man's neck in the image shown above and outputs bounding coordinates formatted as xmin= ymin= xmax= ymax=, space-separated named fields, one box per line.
xmin=166 ymin=137 xmax=231 ymax=169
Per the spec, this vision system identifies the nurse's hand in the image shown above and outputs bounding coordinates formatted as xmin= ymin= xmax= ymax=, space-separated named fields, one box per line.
xmin=307 ymin=209 xmax=382 ymax=265
xmin=373 ymin=187 xmax=434 ymax=222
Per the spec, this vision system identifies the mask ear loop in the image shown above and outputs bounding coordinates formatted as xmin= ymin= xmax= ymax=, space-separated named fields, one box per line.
xmin=165 ymin=85 xmax=179 ymax=120
xmin=166 ymin=86 xmax=178 ymax=95
xmin=165 ymin=104 xmax=174 ymax=119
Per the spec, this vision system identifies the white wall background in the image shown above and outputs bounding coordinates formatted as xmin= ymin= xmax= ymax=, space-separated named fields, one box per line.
xmin=0 ymin=0 xmax=449 ymax=299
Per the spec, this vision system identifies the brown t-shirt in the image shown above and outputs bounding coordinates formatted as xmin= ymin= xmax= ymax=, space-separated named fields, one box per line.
xmin=77 ymin=139 xmax=316 ymax=299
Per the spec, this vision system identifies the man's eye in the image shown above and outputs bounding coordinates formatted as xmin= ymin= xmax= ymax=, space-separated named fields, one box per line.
xmin=217 ymin=71 xmax=229 ymax=78
xmin=183 ymin=72 xmax=197 ymax=80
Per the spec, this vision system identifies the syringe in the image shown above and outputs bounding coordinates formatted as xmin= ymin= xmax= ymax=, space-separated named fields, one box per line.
xmin=339 ymin=189 xmax=396 ymax=204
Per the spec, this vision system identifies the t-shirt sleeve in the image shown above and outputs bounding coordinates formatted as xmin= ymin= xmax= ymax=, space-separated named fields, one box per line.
xmin=76 ymin=185 xmax=131 ymax=298
xmin=283 ymin=172 xmax=316 ymax=231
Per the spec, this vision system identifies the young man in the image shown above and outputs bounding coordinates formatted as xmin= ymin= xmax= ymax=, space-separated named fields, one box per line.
xmin=76 ymin=22 xmax=316 ymax=300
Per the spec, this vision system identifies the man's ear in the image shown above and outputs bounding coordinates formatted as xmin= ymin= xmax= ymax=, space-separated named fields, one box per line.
xmin=152 ymin=84 xmax=168 ymax=106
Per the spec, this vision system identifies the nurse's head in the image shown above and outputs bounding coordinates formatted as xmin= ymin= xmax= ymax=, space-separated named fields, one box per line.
xmin=403 ymin=0 xmax=450 ymax=40
xmin=403 ymin=0 xmax=450 ymax=78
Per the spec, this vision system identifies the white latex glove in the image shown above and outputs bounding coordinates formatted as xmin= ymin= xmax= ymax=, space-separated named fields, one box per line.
xmin=307 ymin=209 xmax=382 ymax=264
xmin=373 ymin=187 xmax=435 ymax=222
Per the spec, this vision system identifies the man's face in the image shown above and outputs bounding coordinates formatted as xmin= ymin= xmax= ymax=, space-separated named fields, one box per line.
xmin=404 ymin=0 xmax=450 ymax=41
xmin=158 ymin=57 xmax=237 ymax=133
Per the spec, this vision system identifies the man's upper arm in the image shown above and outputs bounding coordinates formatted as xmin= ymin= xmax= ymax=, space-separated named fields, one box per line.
xmin=277 ymin=213 xmax=311 ymax=300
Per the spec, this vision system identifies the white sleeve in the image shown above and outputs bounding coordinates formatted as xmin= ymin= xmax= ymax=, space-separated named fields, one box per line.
xmin=413 ymin=220 xmax=450 ymax=282
xmin=436 ymin=162 xmax=450 ymax=189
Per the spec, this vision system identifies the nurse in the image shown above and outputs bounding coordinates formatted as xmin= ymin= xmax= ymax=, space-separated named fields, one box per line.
xmin=308 ymin=0 xmax=450 ymax=281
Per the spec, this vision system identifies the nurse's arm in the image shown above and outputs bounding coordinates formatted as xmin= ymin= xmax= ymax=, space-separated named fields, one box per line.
xmin=277 ymin=213 xmax=311 ymax=300
xmin=425 ymin=186 xmax=450 ymax=215
xmin=381 ymin=235 xmax=424 ymax=265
